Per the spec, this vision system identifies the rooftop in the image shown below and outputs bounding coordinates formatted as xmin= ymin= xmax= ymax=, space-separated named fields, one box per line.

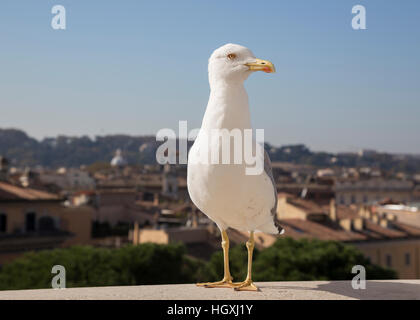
xmin=276 ymin=193 xmax=420 ymax=243
xmin=1 ymin=280 xmax=419 ymax=300
xmin=0 ymin=181 xmax=60 ymax=201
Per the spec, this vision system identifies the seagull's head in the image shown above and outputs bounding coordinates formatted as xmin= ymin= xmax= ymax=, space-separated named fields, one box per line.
xmin=208 ymin=43 xmax=275 ymax=85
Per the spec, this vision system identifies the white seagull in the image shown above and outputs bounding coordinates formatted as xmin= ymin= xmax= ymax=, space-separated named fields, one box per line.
xmin=187 ymin=43 xmax=284 ymax=291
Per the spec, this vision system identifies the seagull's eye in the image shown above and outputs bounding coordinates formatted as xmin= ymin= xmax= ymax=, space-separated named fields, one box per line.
xmin=227 ymin=53 xmax=237 ymax=60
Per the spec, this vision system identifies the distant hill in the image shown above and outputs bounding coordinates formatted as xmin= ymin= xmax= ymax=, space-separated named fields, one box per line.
xmin=0 ymin=128 xmax=158 ymax=168
xmin=1 ymin=128 xmax=419 ymax=174
xmin=266 ymin=144 xmax=420 ymax=174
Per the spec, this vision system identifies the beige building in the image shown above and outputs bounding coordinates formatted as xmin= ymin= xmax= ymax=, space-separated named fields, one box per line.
xmin=334 ymin=179 xmax=414 ymax=205
xmin=133 ymin=226 xmax=210 ymax=245
xmin=277 ymin=193 xmax=420 ymax=279
xmin=131 ymin=226 xmax=218 ymax=260
xmin=95 ymin=188 xmax=154 ymax=226
xmin=375 ymin=204 xmax=420 ymax=228
xmin=0 ymin=181 xmax=93 ymax=265
xmin=39 ymin=167 xmax=96 ymax=191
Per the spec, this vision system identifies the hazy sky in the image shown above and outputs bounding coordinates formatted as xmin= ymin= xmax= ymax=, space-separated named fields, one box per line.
xmin=1 ymin=0 xmax=419 ymax=153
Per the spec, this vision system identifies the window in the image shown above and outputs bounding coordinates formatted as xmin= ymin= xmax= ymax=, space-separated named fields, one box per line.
xmin=405 ymin=253 xmax=411 ymax=266
xmin=25 ymin=212 xmax=36 ymax=232
xmin=351 ymin=195 xmax=356 ymax=204
xmin=143 ymin=192 xmax=154 ymax=201
xmin=0 ymin=213 xmax=7 ymax=233
xmin=38 ymin=216 xmax=56 ymax=232
xmin=385 ymin=254 xmax=392 ymax=267
xmin=363 ymin=195 xmax=368 ymax=203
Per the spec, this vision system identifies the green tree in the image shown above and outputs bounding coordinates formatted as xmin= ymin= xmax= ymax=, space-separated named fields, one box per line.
xmin=0 ymin=244 xmax=204 ymax=290
xmin=203 ymin=238 xmax=397 ymax=282
xmin=0 ymin=238 xmax=397 ymax=290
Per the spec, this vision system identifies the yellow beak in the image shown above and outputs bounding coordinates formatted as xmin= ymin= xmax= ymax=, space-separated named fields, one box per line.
xmin=245 ymin=58 xmax=275 ymax=73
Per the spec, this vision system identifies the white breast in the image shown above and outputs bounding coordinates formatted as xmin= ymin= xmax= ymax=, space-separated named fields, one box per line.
xmin=187 ymin=136 xmax=276 ymax=232
xmin=187 ymin=77 xmax=277 ymax=233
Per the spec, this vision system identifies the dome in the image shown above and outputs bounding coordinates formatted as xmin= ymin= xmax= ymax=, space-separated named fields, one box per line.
xmin=110 ymin=149 xmax=127 ymax=167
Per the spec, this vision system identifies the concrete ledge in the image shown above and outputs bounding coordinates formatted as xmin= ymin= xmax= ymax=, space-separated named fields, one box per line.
xmin=0 ymin=280 xmax=419 ymax=300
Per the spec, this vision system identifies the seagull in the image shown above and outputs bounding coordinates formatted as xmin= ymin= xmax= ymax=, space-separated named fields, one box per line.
xmin=187 ymin=43 xmax=284 ymax=291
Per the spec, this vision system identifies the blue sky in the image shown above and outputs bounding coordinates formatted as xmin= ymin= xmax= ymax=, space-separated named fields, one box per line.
xmin=0 ymin=0 xmax=419 ymax=153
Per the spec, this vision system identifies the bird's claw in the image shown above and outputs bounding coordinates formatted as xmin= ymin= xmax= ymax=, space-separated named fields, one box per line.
xmin=233 ymin=280 xmax=259 ymax=291
xmin=196 ymin=277 xmax=236 ymax=288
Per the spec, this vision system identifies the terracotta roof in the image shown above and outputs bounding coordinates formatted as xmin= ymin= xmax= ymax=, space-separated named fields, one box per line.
xmin=226 ymin=217 xmax=420 ymax=247
xmin=286 ymin=197 xmax=326 ymax=215
xmin=0 ymin=182 xmax=60 ymax=201
xmin=392 ymin=222 xmax=420 ymax=237
xmin=363 ymin=220 xmax=407 ymax=239
xmin=279 ymin=218 xmax=366 ymax=242
xmin=278 ymin=193 xmax=420 ymax=242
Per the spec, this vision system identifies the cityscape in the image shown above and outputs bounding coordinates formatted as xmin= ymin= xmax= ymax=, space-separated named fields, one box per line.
xmin=1 ymin=0 xmax=420 ymax=307
xmin=1 ymin=127 xmax=420 ymax=288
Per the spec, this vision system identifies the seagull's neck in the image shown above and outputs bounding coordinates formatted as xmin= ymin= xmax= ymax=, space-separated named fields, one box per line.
xmin=201 ymin=80 xmax=251 ymax=131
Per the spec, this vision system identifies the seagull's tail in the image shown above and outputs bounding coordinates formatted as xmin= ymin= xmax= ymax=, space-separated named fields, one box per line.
xmin=257 ymin=219 xmax=285 ymax=235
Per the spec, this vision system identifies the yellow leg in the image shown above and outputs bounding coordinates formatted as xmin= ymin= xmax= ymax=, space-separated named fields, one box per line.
xmin=233 ymin=231 xmax=259 ymax=291
xmin=196 ymin=230 xmax=236 ymax=288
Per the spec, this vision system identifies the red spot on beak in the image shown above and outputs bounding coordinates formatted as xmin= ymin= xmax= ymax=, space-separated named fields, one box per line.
xmin=263 ymin=67 xmax=272 ymax=73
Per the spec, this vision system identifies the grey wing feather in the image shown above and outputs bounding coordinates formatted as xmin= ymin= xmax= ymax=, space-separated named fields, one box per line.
xmin=264 ymin=150 xmax=284 ymax=234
